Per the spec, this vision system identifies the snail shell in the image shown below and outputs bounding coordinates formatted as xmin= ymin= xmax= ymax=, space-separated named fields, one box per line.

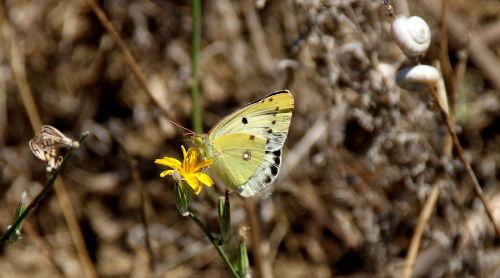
xmin=397 ymin=65 xmax=449 ymax=114
xmin=396 ymin=65 xmax=440 ymax=87
xmin=392 ymin=16 xmax=431 ymax=57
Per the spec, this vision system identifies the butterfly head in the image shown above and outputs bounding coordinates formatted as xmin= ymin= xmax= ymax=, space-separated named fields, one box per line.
xmin=191 ymin=134 xmax=206 ymax=145
xmin=191 ymin=134 xmax=214 ymax=160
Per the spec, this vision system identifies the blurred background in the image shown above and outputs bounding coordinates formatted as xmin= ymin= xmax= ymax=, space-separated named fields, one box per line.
xmin=1 ymin=0 xmax=500 ymax=277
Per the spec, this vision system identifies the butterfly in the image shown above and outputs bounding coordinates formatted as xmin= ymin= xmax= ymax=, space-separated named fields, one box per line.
xmin=193 ymin=90 xmax=294 ymax=197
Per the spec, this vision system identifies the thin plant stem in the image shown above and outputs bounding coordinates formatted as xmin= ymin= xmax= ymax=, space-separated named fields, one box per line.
xmin=0 ymin=132 xmax=89 ymax=244
xmin=187 ymin=212 xmax=239 ymax=278
xmin=402 ymin=180 xmax=441 ymax=278
xmin=85 ymin=0 xmax=174 ymax=120
xmin=429 ymin=87 xmax=500 ymax=238
xmin=0 ymin=6 xmax=96 ymax=275
xmin=191 ymin=0 xmax=202 ymax=134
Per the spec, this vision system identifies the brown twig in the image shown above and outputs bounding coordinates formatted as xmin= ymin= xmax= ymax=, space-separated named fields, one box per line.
xmin=394 ymin=0 xmax=409 ymax=16
xmin=54 ymin=178 xmax=98 ymax=278
xmin=23 ymin=220 xmax=67 ymax=276
xmin=0 ymin=9 xmax=41 ymax=132
xmin=402 ymin=180 xmax=441 ymax=278
xmin=452 ymin=49 xmax=469 ymax=116
xmin=429 ymin=86 xmax=500 ymax=238
xmin=85 ymin=0 xmax=174 ymax=120
xmin=243 ymin=198 xmax=273 ymax=278
xmin=242 ymin=0 xmax=274 ymax=74
xmin=438 ymin=0 xmax=454 ymax=116
xmin=477 ymin=20 xmax=500 ymax=45
xmin=110 ymin=129 xmax=156 ymax=272
xmin=436 ymin=1 xmax=454 ymax=157
xmin=0 ymin=80 xmax=6 ymax=144
xmin=131 ymin=158 xmax=156 ymax=272
xmin=0 ymin=4 xmax=97 ymax=278
xmin=421 ymin=0 xmax=500 ymax=92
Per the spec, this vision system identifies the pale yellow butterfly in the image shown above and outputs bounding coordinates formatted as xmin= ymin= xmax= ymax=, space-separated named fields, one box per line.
xmin=193 ymin=90 xmax=294 ymax=197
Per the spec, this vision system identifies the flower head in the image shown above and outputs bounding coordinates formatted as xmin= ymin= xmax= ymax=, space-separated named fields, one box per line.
xmin=155 ymin=146 xmax=214 ymax=195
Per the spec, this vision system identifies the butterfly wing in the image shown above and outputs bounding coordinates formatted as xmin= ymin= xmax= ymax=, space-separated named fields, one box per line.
xmin=210 ymin=133 xmax=265 ymax=190
xmin=208 ymin=90 xmax=294 ymax=197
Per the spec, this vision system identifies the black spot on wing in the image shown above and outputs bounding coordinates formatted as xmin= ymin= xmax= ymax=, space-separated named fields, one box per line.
xmin=272 ymin=120 xmax=276 ymax=125
xmin=249 ymin=135 xmax=255 ymax=140
xmin=242 ymin=117 xmax=248 ymax=124
xmin=270 ymin=165 xmax=278 ymax=176
xmin=267 ymin=129 xmax=273 ymax=134
xmin=273 ymin=156 xmax=280 ymax=165
xmin=273 ymin=150 xmax=281 ymax=157
xmin=264 ymin=175 xmax=272 ymax=183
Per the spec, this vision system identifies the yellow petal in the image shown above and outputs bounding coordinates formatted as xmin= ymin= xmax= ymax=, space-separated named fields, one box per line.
xmin=195 ymin=173 xmax=214 ymax=187
xmin=185 ymin=174 xmax=202 ymax=194
xmin=155 ymin=157 xmax=182 ymax=169
xmin=189 ymin=148 xmax=199 ymax=162
xmin=159 ymin=170 xmax=174 ymax=177
xmin=181 ymin=145 xmax=187 ymax=159
xmin=193 ymin=159 xmax=213 ymax=172
xmin=184 ymin=148 xmax=199 ymax=173
xmin=194 ymin=184 xmax=202 ymax=195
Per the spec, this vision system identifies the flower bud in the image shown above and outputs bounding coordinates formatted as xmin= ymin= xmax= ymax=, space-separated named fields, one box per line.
xmin=217 ymin=195 xmax=231 ymax=243
xmin=175 ymin=181 xmax=193 ymax=216
xmin=6 ymin=192 xmax=28 ymax=242
xmin=237 ymin=227 xmax=250 ymax=278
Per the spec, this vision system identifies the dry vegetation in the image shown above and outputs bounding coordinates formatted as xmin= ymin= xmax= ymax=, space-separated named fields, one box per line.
xmin=1 ymin=0 xmax=500 ymax=277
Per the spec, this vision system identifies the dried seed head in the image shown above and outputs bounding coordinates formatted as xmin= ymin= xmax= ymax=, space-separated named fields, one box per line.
xmin=239 ymin=226 xmax=250 ymax=242
xmin=29 ymin=125 xmax=78 ymax=172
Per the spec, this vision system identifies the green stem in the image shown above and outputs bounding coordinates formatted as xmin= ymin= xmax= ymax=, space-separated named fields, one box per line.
xmin=0 ymin=132 xmax=89 ymax=244
xmin=191 ymin=0 xmax=202 ymax=134
xmin=187 ymin=211 xmax=239 ymax=278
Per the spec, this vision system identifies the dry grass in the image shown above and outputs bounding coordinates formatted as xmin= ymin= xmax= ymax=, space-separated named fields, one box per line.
xmin=1 ymin=0 xmax=500 ymax=277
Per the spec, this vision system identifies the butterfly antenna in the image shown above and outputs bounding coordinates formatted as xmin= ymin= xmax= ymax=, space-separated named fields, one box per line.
xmin=169 ymin=120 xmax=196 ymax=136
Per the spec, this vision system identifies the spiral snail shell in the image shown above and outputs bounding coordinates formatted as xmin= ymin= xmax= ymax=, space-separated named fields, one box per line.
xmin=391 ymin=16 xmax=431 ymax=57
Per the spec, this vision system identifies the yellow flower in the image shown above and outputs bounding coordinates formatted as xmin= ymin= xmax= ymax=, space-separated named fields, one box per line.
xmin=155 ymin=146 xmax=214 ymax=195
